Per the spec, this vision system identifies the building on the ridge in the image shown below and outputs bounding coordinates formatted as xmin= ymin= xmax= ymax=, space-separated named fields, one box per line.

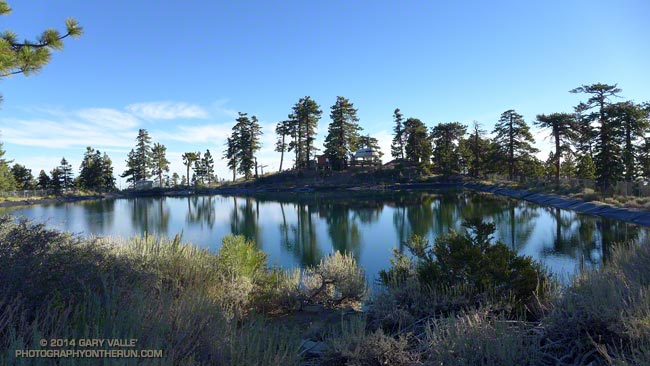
xmin=351 ymin=148 xmax=382 ymax=167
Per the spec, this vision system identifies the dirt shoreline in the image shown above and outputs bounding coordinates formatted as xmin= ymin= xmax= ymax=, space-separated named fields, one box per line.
xmin=0 ymin=193 xmax=121 ymax=208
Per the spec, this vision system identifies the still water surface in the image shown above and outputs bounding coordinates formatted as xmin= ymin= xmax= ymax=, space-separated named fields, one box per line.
xmin=2 ymin=190 xmax=647 ymax=279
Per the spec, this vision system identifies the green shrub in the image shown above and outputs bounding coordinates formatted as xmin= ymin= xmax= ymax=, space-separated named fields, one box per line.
xmin=380 ymin=218 xmax=550 ymax=315
xmin=216 ymin=235 xmax=269 ymax=280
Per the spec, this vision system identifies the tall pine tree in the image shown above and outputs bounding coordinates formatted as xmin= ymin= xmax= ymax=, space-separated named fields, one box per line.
xmin=58 ymin=157 xmax=73 ymax=189
xmin=535 ymin=113 xmax=576 ymax=189
xmin=430 ymin=122 xmax=466 ymax=176
xmin=203 ymin=149 xmax=215 ymax=184
xmin=570 ymin=83 xmax=623 ymax=191
xmin=150 ymin=143 xmax=170 ymax=187
xmin=275 ymin=120 xmax=291 ymax=172
xmin=404 ymin=118 xmax=432 ymax=166
xmin=0 ymin=138 xmax=15 ymax=191
xmin=182 ymin=152 xmax=199 ymax=186
xmin=390 ymin=108 xmax=406 ymax=160
xmin=324 ymin=96 xmax=362 ymax=170
xmin=492 ymin=110 xmax=538 ymax=180
xmin=288 ymin=96 xmax=321 ymax=168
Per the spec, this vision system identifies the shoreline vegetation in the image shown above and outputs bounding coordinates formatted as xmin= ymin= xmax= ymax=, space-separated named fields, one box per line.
xmin=1 ymin=216 xmax=649 ymax=365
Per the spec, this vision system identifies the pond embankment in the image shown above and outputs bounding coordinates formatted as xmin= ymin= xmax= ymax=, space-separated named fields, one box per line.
xmin=461 ymin=183 xmax=650 ymax=226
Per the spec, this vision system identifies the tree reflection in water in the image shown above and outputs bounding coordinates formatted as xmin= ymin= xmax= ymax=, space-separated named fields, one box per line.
xmin=21 ymin=190 xmax=642 ymax=278
xmin=129 ymin=197 xmax=170 ymax=235
xmin=229 ymin=197 xmax=261 ymax=246
xmin=186 ymin=196 xmax=217 ymax=229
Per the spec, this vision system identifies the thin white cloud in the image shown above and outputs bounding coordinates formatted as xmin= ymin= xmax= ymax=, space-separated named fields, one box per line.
xmin=1 ymin=118 xmax=135 ymax=149
xmin=211 ymin=99 xmax=239 ymax=119
xmin=77 ymin=108 xmax=140 ymax=129
xmin=126 ymin=101 xmax=209 ymax=120
xmin=152 ymin=124 xmax=232 ymax=144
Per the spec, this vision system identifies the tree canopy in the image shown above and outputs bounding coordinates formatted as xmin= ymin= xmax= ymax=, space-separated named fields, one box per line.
xmin=0 ymin=0 xmax=82 ymax=103
xmin=324 ymin=96 xmax=363 ymax=170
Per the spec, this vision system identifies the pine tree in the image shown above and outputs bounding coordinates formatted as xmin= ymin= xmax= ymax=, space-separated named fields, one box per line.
xmin=223 ymin=138 xmax=237 ymax=181
xmin=543 ymin=152 xmax=557 ymax=180
xmin=10 ymin=163 xmax=33 ymax=190
xmin=243 ymin=115 xmax=262 ymax=179
xmin=573 ymin=103 xmax=596 ymax=158
xmin=202 ymin=149 xmax=215 ymax=184
xmin=59 ymin=157 xmax=73 ymax=189
xmin=605 ymin=101 xmax=648 ymax=182
xmin=37 ymin=169 xmax=50 ymax=190
xmin=324 ymin=96 xmax=362 ymax=170
xmin=134 ymin=129 xmax=152 ymax=180
xmin=0 ymin=1 xmax=82 ymax=102
xmin=50 ymin=167 xmax=63 ymax=193
xmin=576 ymin=153 xmax=596 ymax=180
xmin=171 ymin=172 xmax=180 ymax=187
xmin=101 ymin=152 xmax=116 ymax=191
xmin=492 ymin=110 xmax=538 ymax=180
xmin=561 ymin=152 xmax=577 ymax=178
xmin=121 ymin=130 xmax=153 ymax=186
xmin=461 ymin=122 xmax=489 ymax=177
xmin=404 ymin=118 xmax=432 ymax=166
xmin=79 ymin=147 xmax=103 ymax=190
xmin=570 ymin=83 xmax=623 ymax=191
xmin=150 ymin=143 xmax=170 ymax=187
xmin=288 ymin=96 xmax=321 ymax=168
xmin=120 ymin=149 xmax=139 ymax=186
xmin=430 ymin=122 xmax=466 ymax=176
xmin=227 ymin=112 xmax=262 ymax=180
xmin=390 ymin=108 xmax=406 ymax=160
xmin=0 ymin=138 xmax=15 ymax=191
xmin=275 ymin=120 xmax=291 ymax=172
xmin=535 ymin=112 xmax=576 ymax=189
xmin=193 ymin=152 xmax=206 ymax=185
xmin=182 ymin=152 xmax=199 ymax=186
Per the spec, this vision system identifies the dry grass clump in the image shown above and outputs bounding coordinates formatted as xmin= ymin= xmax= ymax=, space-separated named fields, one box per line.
xmin=422 ymin=309 xmax=546 ymax=366
xmin=0 ymin=217 xmax=304 ymax=365
xmin=542 ymin=243 xmax=650 ymax=365
xmin=322 ymin=317 xmax=419 ymax=366
xmin=300 ymin=252 xmax=368 ymax=309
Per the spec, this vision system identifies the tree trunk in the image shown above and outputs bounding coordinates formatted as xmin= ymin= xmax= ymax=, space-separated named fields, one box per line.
xmin=555 ymin=129 xmax=561 ymax=190
xmin=255 ymin=158 xmax=259 ymax=179
xmin=473 ymin=131 xmax=480 ymax=177
xmin=298 ymin=119 xmax=303 ymax=169
xmin=279 ymin=134 xmax=285 ymax=172
xmin=186 ymin=165 xmax=190 ymax=187
xmin=509 ymin=115 xmax=514 ymax=180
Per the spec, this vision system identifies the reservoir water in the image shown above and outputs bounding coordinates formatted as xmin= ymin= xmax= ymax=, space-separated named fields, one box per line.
xmin=2 ymin=190 xmax=647 ymax=280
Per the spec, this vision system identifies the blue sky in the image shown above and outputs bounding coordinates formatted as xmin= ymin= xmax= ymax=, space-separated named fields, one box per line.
xmin=1 ymin=0 xmax=649 ymax=186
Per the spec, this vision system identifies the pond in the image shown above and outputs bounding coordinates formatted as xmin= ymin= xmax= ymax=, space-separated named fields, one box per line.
xmin=1 ymin=189 xmax=647 ymax=280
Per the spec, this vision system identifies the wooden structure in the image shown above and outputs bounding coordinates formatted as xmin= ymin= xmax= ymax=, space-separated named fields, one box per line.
xmin=351 ymin=148 xmax=382 ymax=167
